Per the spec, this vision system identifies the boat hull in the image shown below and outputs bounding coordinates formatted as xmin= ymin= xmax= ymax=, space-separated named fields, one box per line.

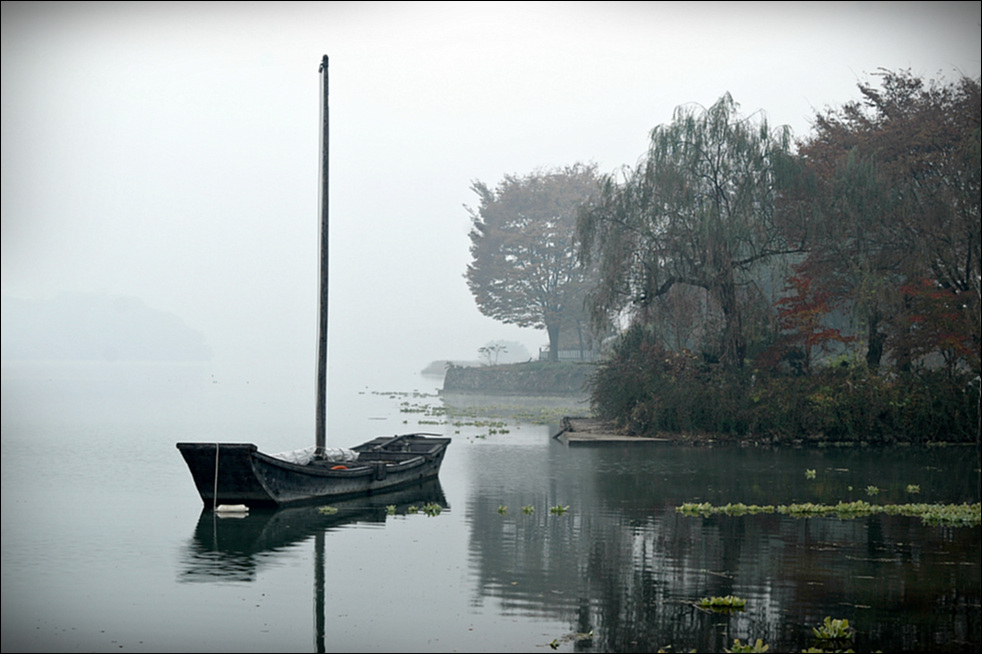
xmin=176 ymin=434 xmax=451 ymax=508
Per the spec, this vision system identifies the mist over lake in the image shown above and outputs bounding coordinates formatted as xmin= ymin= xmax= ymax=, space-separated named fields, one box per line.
xmin=2 ymin=359 xmax=978 ymax=653
xmin=3 ymin=5 xmax=980 ymax=651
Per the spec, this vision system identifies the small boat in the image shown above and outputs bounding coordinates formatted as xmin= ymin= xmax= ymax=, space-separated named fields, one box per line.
xmin=177 ymin=55 xmax=450 ymax=509
xmin=176 ymin=435 xmax=451 ymax=508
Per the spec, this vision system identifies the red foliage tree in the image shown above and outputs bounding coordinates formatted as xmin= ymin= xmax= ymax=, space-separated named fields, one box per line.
xmin=761 ymin=265 xmax=853 ymax=374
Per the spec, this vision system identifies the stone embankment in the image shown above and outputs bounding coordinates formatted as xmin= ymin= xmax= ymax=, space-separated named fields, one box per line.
xmin=441 ymin=362 xmax=593 ymax=395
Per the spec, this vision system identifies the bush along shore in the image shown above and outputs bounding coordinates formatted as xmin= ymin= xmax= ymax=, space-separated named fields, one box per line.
xmin=588 ymin=344 xmax=979 ymax=444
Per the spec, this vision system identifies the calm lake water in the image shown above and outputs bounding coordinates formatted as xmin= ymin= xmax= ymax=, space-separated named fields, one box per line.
xmin=2 ymin=360 xmax=979 ymax=653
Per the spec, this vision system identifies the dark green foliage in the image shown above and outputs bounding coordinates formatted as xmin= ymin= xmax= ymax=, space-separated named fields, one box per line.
xmin=580 ymin=71 xmax=980 ymax=444
xmin=589 ymin=324 xmax=978 ymax=442
xmin=748 ymin=361 xmax=977 ymax=443
xmin=577 ymin=94 xmax=801 ymax=371
xmin=588 ymin=324 xmax=753 ymax=436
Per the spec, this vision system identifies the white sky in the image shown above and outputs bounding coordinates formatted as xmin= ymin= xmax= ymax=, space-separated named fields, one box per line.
xmin=3 ymin=1 xmax=980 ymax=377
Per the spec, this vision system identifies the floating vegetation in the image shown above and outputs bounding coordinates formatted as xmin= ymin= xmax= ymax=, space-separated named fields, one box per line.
xmin=698 ymin=595 xmax=747 ymax=611
xmin=549 ymin=504 xmax=570 ymax=515
xmin=373 ymin=389 xmax=439 ymax=400
xmin=678 ymin=502 xmax=774 ymax=516
xmin=497 ymin=505 xmax=508 ymax=514
xmin=676 ymin=500 xmax=981 ymax=527
xmin=379 ymin=503 xmax=444 ymax=518
xmin=522 ymin=504 xmax=535 ymax=514
xmin=317 ymin=505 xmax=338 ymax=515
xmin=805 ymin=468 xmax=816 ymax=479
xmin=373 ymin=385 xmax=589 ymax=445
xmin=657 ymin=616 xmax=855 ymax=652
xmin=865 ymin=485 xmax=879 ymax=496
xmin=907 ymin=484 xmax=921 ymax=494
xmin=547 ymin=630 xmax=594 ymax=650
xmin=421 ymin=502 xmax=442 ymax=516
xmin=727 ymin=637 xmax=769 ymax=652
xmin=812 ymin=616 xmax=854 ymax=641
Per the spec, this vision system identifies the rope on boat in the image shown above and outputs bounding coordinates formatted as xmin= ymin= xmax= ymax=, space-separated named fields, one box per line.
xmin=212 ymin=443 xmax=220 ymax=512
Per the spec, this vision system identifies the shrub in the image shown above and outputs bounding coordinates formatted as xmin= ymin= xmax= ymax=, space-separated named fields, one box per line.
xmin=589 ymin=326 xmax=979 ymax=442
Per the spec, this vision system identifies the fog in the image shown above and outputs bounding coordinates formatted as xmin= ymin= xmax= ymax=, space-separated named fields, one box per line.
xmin=3 ymin=1 xmax=980 ymax=380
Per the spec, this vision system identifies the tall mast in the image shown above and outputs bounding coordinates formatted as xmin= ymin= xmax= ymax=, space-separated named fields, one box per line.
xmin=315 ymin=54 xmax=329 ymax=454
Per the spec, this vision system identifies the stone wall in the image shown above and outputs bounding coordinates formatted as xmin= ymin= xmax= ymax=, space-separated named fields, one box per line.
xmin=442 ymin=362 xmax=593 ymax=395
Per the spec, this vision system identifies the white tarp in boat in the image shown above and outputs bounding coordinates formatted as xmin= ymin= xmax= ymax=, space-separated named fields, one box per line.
xmin=271 ymin=445 xmax=359 ymax=465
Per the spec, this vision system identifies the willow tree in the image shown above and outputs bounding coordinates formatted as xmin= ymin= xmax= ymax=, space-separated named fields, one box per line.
xmin=465 ymin=163 xmax=600 ymax=361
xmin=577 ymin=94 xmax=799 ymax=370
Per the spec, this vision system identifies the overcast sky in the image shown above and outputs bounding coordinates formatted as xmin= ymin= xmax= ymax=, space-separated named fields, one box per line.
xmin=2 ymin=1 xmax=980 ymax=379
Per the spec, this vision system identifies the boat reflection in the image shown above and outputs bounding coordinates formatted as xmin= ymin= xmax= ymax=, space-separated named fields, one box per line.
xmin=179 ymin=479 xmax=448 ymax=583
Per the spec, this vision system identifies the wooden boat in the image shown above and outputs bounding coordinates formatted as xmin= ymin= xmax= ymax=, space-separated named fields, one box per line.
xmin=177 ymin=55 xmax=450 ymax=509
xmin=176 ymin=434 xmax=451 ymax=508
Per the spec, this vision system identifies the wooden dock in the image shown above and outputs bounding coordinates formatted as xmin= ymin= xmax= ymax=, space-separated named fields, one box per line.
xmin=552 ymin=417 xmax=670 ymax=445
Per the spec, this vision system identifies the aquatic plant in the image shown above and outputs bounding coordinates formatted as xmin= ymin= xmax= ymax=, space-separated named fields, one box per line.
xmin=422 ymin=502 xmax=442 ymax=516
xmin=676 ymin=501 xmax=980 ymax=527
xmin=812 ymin=616 xmax=854 ymax=640
xmin=386 ymin=504 xmax=396 ymax=515
xmin=549 ymin=504 xmax=570 ymax=515
xmin=522 ymin=505 xmax=535 ymax=514
xmin=726 ymin=638 xmax=769 ymax=653
xmin=547 ymin=630 xmax=594 ymax=650
xmin=698 ymin=595 xmax=747 ymax=611
xmin=914 ymin=503 xmax=981 ymax=526
xmin=497 ymin=505 xmax=508 ymax=514
xmin=865 ymin=485 xmax=879 ymax=496
xmin=677 ymin=502 xmax=773 ymax=516
xmin=906 ymin=484 xmax=921 ymax=494
xmin=318 ymin=505 xmax=338 ymax=515
xmin=805 ymin=468 xmax=816 ymax=479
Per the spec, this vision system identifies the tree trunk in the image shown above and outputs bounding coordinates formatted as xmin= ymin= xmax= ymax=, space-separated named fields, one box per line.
xmin=865 ymin=309 xmax=885 ymax=371
xmin=547 ymin=322 xmax=560 ymax=362
xmin=716 ymin=274 xmax=745 ymax=370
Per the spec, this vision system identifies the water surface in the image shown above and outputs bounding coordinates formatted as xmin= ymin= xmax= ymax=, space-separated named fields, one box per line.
xmin=2 ymin=360 xmax=978 ymax=652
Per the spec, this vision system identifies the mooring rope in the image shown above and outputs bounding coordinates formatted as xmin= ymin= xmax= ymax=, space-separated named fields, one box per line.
xmin=213 ymin=443 xmax=220 ymax=512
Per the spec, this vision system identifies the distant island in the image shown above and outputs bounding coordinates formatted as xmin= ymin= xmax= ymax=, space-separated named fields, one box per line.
xmin=1 ymin=292 xmax=212 ymax=362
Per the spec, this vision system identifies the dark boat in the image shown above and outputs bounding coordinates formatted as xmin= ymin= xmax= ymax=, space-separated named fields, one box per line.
xmin=176 ymin=434 xmax=451 ymax=508
xmin=177 ymin=55 xmax=450 ymax=510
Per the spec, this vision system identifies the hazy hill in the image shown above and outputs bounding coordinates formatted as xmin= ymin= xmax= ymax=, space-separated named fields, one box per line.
xmin=1 ymin=293 xmax=212 ymax=362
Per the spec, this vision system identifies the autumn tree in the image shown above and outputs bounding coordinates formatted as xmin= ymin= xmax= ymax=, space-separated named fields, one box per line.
xmin=465 ymin=164 xmax=601 ymax=361
xmin=577 ymin=94 xmax=801 ymax=370
xmin=796 ymin=69 xmax=981 ymax=374
xmin=763 ymin=263 xmax=854 ymax=374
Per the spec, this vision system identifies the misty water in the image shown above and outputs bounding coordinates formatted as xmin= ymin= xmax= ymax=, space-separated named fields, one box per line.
xmin=1 ymin=360 xmax=979 ymax=653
